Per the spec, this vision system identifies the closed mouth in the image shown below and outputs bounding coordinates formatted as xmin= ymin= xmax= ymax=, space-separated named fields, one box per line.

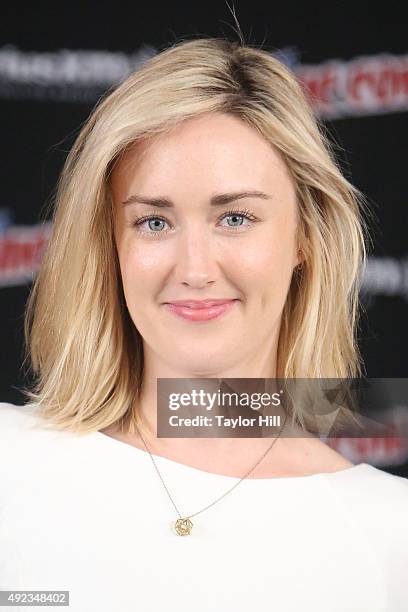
xmin=164 ymin=299 xmax=238 ymax=309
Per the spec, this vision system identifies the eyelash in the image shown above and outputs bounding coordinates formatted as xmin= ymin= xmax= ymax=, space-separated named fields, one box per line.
xmin=130 ymin=208 xmax=259 ymax=237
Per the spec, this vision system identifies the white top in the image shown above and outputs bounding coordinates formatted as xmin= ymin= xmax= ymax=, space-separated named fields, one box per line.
xmin=1 ymin=401 xmax=408 ymax=612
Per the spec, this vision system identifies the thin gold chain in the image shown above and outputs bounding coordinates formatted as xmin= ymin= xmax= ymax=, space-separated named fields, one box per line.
xmin=134 ymin=410 xmax=288 ymax=520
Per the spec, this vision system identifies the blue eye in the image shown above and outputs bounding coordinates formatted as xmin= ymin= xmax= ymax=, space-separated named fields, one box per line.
xmin=132 ymin=216 xmax=170 ymax=235
xmin=222 ymin=213 xmax=246 ymax=228
xmin=147 ymin=218 xmax=167 ymax=232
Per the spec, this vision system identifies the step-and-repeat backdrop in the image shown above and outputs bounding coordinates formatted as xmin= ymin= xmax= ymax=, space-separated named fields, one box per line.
xmin=1 ymin=3 xmax=407 ymax=476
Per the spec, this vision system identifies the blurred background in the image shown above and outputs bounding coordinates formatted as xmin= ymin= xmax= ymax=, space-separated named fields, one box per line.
xmin=0 ymin=1 xmax=407 ymax=476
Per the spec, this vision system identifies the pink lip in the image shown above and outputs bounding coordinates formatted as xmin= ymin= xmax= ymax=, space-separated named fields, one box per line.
xmin=164 ymin=299 xmax=238 ymax=322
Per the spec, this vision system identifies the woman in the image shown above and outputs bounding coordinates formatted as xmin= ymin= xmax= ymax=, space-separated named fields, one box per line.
xmin=1 ymin=38 xmax=407 ymax=611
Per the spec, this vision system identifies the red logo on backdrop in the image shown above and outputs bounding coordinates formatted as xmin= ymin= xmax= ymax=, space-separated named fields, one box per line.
xmin=296 ymin=54 xmax=408 ymax=119
xmin=0 ymin=223 xmax=51 ymax=287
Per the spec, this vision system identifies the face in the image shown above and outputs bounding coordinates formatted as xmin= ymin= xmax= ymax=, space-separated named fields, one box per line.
xmin=110 ymin=112 xmax=302 ymax=378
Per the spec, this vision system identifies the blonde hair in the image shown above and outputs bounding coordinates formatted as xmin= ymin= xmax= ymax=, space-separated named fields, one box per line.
xmin=22 ymin=37 xmax=372 ymax=436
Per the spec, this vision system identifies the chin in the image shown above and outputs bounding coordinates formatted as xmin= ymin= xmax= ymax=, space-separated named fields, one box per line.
xmin=174 ymin=358 xmax=232 ymax=378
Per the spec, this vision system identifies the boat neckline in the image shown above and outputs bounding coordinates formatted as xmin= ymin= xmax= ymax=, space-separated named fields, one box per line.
xmin=92 ymin=429 xmax=370 ymax=483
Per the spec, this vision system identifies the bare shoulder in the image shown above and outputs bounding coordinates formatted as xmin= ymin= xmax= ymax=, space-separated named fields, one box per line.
xmin=270 ymin=433 xmax=355 ymax=478
xmin=302 ymin=436 xmax=355 ymax=472
xmin=248 ymin=432 xmax=355 ymax=478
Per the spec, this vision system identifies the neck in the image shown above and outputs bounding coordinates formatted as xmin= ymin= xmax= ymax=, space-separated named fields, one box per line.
xmin=136 ymin=343 xmax=280 ymax=449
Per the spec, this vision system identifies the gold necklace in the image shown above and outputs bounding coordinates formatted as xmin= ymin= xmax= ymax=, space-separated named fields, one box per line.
xmin=134 ymin=410 xmax=288 ymax=536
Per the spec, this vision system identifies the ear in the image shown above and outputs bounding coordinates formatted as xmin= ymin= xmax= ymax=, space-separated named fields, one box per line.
xmin=294 ymin=248 xmax=304 ymax=269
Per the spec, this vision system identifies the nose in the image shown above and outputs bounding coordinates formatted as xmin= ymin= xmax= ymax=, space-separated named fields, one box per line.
xmin=174 ymin=225 xmax=218 ymax=288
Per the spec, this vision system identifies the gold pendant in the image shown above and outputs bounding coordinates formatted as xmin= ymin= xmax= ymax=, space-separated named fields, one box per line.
xmin=174 ymin=517 xmax=193 ymax=536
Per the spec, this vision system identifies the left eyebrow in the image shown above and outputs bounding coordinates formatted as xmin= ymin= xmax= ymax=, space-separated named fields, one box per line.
xmin=121 ymin=190 xmax=272 ymax=208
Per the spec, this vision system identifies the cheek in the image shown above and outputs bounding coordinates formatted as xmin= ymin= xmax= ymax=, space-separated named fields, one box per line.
xmin=117 ymin=241 xmax=165 ymax=310
xmin=118 ymin=239 xmax=164 ymax=280
xmin=235 ymin=227 xmax=297 ymax=291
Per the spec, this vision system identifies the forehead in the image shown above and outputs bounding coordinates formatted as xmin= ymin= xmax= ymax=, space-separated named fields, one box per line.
xmin=110 ymin=112 xmax=293 ymax=199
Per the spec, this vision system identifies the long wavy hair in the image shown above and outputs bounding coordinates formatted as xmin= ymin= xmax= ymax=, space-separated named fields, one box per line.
xmin=22 ymin=37 xmax=372 ymax=436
